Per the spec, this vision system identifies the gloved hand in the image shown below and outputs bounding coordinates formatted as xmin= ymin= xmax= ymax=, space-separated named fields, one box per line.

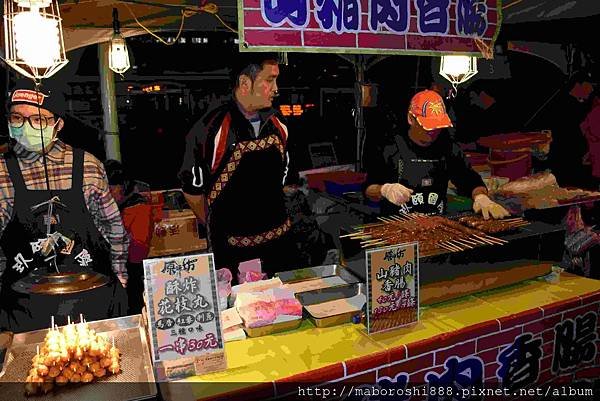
xmin=381 ymin=183 xmax=414 ymax=206
xmin=473 ymin=194 xmax=510 ymax=220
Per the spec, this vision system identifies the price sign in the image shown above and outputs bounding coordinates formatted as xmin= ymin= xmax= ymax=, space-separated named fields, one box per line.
xmin=144 ymin=253 xmax=226 ymax=379
xmin=366 ymin=243 xmax=419 ymax=334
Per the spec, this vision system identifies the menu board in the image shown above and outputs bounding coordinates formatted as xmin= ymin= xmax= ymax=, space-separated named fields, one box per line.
xmin=143 ymin=253 xmax=226 ymax=379
xmin=365 ymin=243 xmax=419 ymax=334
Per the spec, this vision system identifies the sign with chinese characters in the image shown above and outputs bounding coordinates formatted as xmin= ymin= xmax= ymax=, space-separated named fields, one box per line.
xmin=358 ymin=310 xmax=600 ymax=400
xmin=143 ymin=253 xmax=226 ymax=379
xmin=366 ymin=243 xmax=419 ymax=334
xmin=239 ymin=0 xmax=501 ymax=56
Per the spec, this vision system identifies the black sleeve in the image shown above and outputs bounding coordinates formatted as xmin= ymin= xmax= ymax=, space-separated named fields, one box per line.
xmin=365 ymin=141 xmax=397 ymax=187
xmin=447 ymin=140 xmax=485 ymax=198
xmin=178 ymin=118 xmax=211 ymax=196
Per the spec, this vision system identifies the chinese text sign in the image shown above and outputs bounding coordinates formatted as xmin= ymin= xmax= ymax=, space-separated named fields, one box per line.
xmin=366 ymin=243 xmax=419 ymax=334
xmin=239 ymin=0 xmax=501 ymax=56
xmin=143 ymin=253 xmax=226 ymax=379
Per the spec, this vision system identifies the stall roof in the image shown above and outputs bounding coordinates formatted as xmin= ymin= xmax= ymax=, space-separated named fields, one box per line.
xmin=503 ymin=0 xmax=600 ymax=24
xmin=59 ymin=0 xmax=237 ymax=51
xmin=58 ymin=0 xmax=600 ymax=51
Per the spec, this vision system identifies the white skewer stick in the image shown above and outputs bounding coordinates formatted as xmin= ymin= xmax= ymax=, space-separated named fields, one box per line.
xmin=473 ymin=234 xmax=495 ymax=245
xmin=51 ymin=316 xmax=54 ymax=331
xmin=438 ymin=243 xmax=457 ymax=252
xmin=453 ymin=239 xmax=474 ymax=249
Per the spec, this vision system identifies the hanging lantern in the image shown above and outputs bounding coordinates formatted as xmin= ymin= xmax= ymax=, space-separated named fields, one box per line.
xmin=439 ymin=55 xmax=478 ymax=87
xmin=3 ymin=0 xmax=68 ymax=80
xmin=109 ymin=8 xmax=130 ymax=74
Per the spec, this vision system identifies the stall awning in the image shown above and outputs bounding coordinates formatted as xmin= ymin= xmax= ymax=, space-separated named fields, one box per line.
xmin=58 ymin=0 xmax=238 ymax=51
xmin=503 ymin=0 xmax=600 ymax=24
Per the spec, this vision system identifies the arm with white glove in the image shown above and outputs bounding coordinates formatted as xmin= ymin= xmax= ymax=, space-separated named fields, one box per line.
xmin=366 ymin=183 xmax=414 ymax=206
xmin=473 ymin=193 xmax=510 ymax=220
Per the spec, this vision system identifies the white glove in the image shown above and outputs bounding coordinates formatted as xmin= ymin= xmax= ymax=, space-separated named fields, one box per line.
xmin=381 ymin=183 xmax=414 ymax=206
xmin=473 ymin=194 xmax=510 ymax=220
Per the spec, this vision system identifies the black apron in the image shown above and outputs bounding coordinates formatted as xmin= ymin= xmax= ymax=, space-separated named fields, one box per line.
xmin=0 ymin=149 xmax=127 ymax=333
xmin=208 ymin=132 xmax=295 ymax=277
xmin=383 ymin=136 xmax=449 ymax=216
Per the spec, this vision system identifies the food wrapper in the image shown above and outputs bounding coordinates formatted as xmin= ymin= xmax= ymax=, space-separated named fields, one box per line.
xmin=274 ymin=298 xmax=303 ymax=316
xmin=237 ymin=301 xmax=277 ymax=328
xmin=237 ymin=259 xmax=266 ymax=284
xmin=235 ymin=289 xmax=302 ymax=328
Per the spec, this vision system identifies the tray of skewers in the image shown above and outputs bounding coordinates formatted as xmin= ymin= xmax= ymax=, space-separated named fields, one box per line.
xmin=341 ymin=213 xmax=508 ymax=256
xmin=455 ymin=215 xmax=530 ymax=234
xmin=0 ymin=314 xmax=156 ymax=401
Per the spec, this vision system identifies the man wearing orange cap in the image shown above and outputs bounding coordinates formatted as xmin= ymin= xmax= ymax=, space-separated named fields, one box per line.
xmin=365 ymin=90 xmax=509 ymax=219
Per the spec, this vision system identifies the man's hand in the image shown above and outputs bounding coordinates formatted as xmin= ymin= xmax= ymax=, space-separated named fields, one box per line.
xmin=117 ymin=274 xmax=128 ymax=289
xmin=473 ymin=194 xmax=510 ymax=220
xmin=381 ymin=183 xmax=414 ymax=206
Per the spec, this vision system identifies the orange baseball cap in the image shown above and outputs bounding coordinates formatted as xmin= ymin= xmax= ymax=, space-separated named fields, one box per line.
xmin=408 ymin=90 xmax=453 ymax=131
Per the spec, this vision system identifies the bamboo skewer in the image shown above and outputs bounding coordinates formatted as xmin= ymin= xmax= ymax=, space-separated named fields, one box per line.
xmin=444 ymin=241 xmax=463 ymax=252
xmin=447 ymin=240 xmax=468 ymax=250
xmin=438 ymin=242 xmax=458 ymax=252
xmin=453 ymin=239 xmax=475 ymax=249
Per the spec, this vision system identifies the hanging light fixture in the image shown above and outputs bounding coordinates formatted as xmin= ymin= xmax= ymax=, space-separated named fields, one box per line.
xmin=109 ymin=8 xmax=130 ymax=74
xmin=439 ymin=55 xmax=478 ymax=89
xmin=2 ymin=0 xmax=68 ymax=80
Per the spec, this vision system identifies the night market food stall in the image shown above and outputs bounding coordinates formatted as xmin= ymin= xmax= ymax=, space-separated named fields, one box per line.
xmin=1 ymin=1 xmax=600 ymax=401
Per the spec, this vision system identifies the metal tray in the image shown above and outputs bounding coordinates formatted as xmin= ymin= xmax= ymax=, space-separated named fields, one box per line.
xmin=0 ymin=314 xmax=157 ymax=401
xmin=276 ymin=264 xmax=360 ymax=293
xmin=297 ymin=284 xmax=366 ymax=328
xmin=244 ymin=317 xmax=302 ymax=338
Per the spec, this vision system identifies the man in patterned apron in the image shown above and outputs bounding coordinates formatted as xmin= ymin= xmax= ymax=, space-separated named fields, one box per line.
xmin=365 ymin=90 xmax=509 ymax=219
xmin=179 ymin=54 xmax=297 ymax=277
xmin=0 ymin=81 xmax=128 ymax=333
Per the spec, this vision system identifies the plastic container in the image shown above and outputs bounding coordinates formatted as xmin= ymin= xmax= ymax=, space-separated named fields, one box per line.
xmin=488 ymin=149 xmax=532 ymax=181
xmin=306 ymin=171 xmax=366 ymax=192
xmin=464 ymin=152 xmax=488 ymax=167
xmin=324 ymin=181 xmax=363 ymax=197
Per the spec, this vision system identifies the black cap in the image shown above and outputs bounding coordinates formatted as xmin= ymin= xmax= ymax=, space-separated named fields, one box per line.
xmin=7 ymin=79 xmax=67 ymax=117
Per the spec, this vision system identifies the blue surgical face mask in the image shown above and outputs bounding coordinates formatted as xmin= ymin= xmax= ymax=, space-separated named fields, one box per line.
xmin=8 ymin=122 xmax=57 ymax=153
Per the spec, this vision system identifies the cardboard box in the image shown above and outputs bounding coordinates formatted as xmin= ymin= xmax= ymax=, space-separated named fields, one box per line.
xmin=148 ymin=209 xmax=207 ymax=257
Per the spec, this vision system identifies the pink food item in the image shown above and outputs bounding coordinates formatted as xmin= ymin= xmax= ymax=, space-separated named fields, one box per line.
xmin=242 ymin=271 xmax=266 ymax=283
xmin=237 ymin=301 xmax=276 ymax=328
xmin=217 ymin=268 xmax=232 ymax=283
xmin=216 ymin=268 xmax=233 ymax=298
xmin=274 ymin=298 xmax=303 ymax=316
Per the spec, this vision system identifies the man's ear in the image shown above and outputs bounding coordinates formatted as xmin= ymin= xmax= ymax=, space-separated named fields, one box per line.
xmin=238 ymin=74 xmax=252 ymax=94
xmin=407 ymin=113 xmax=414 ymax=126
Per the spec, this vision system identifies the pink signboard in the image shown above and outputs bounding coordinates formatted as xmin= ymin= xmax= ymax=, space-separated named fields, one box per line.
xmin=238 ymin=0 xmax=501 ymax=56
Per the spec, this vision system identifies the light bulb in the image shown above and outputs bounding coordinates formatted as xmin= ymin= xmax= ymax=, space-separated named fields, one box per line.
xmin=441 ymin=56 xmax=471 ymax=76
xmin=109 ymin=35 xmax=130 ymax=74
xmin=13 ymin=9 xmax=60 ymax=68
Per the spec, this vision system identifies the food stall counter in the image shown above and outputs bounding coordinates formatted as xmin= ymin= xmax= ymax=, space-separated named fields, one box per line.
xmin=160 ymin=272 xmax=600 ymax=401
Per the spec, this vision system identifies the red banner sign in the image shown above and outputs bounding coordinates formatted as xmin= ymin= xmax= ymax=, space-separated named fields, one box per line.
xmin=239 ymin=0 xmax=501 ymax=56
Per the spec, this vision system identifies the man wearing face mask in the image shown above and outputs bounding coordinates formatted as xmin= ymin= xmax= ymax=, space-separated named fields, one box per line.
xmin=365 ymin=90 xmax=510 ymax=220
xmin=179 ymin=54 xmax=298 ymax=278
xmin=0 ymin=81 xmax=129 ymax=333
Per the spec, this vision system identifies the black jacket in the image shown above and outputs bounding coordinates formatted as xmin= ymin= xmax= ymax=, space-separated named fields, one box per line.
xmin=365 ymin=130 xmax=484 ymax=215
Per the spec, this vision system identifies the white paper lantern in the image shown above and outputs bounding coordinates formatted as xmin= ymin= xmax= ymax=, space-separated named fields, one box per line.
xmin=439 ymin=55 xmax=478 ymax=86
xmin=3 ymin=0 xmax=68 ymax=80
